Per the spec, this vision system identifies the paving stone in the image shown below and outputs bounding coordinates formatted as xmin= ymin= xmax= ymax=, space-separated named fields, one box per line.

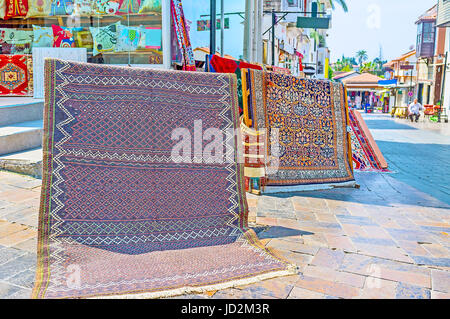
xmin=280 ymin=251 xmax=313 ymax=270
xmin=334 ymin=271 xmax=366 ymax=288
xmin=341 ymin=224 xmax=369 ymax=237
xmin=235 ymin=277 xmax=294 ymax=299
xmin=12 ymin=237 xmax=37 ymax=254
xmin=0 ymin=222 xmax=28 ymax=238
xmin=431 ymin=269 xmax=450 ymax=293
xmin=410 ymin=256 xmax=450 ymax=267
xmin=287 ymin=286 xmax=326 ymax=299
xmin=395 ymin=282 xmax=431 ymax=299
xmin=431 ymin=290 xmax=450 ymax=299
xmin=354 ymin=243 xmax=414 ymax=263
xmin=339 ymin=253 xmax=374 ymax=276
xmin=336 ymin=215 xmax=377 ymax=226
xmin=7 ymin=268 xmax=35 ymax=289
xmin=0 ymin=228 xmax=37 ymax=247
xmin=0 ymin=189 xmax=39 ymax=204
xmin=0 ymin=253 xmax=36 ymax=280
xmin=255 ymin=217 xmax=277 ymax=226
xmin=311 ymin=248 xmax=345 ymax=269
xmin=421 ymin=243 xmax=450 ymax=258
xmin=302 ymin=265 xmax=337 ymax=282
xmin=396 ymin=240 xmax=432 ymax=257
xmin=324 ymin=234 xmax=356 ymax=252
xmin=0 ymin=246 xmax=27 ymax=265
xmin=357 ymin=278 xmax=398 ymax=299
xmin=0 ymin=282 xmax=31 ymax=299
xmin=351 ymin=237 xmax=397 ymax=246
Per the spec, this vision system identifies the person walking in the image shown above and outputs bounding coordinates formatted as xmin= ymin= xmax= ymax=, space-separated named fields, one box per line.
xmin=408 ymin=99 xmax=424 ymax=122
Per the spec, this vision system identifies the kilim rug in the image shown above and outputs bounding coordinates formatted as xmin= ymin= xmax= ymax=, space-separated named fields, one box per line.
xmin=205 ymin=54 xmax=262 ymax=115
xmin=32 ymin=59 xmax=295 ymax=299
xmin=242 ymin=69 xmax=354 ymax=187
xmin=348 ymin=109 xmax=389 ymax=172
xmin=0 ymin=54 xmax=29 ymax=96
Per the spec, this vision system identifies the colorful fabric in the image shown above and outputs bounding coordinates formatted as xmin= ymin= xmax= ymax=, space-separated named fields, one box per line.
xmin=4 ymin=0 xmax=28 ymax=18
xmin=138 ymin=0 xmax=160 ymax=13
xmin=33 ymin=26 xmax=54 ymax=47
xmin=32 ymin=59 xmax=295 ymax=299
xmin=117 ymin=0 xmax=140 ymax=13
xmin=50 ymin=0 xmax=73 ymax=15
xmin=115 ymin=24 xmax=141 ymax=52
xmin=171 ymin=0 xmax=195 ymax=71
xmin=0 ymin=54 xmax=29 ymax=96
xmin=26 ymin=0 xmax=51 ymax=17
xmin=0 ymin=0 xmax=5 ymax=19
xmin=52 ymin=25 xmax=75 ymax=48
xmin=0 ymin=28 xmax=33 ymax=45
xmin=74 ymin=30 xmax=93 ymax=49
xmin=271 ymin=66 xmax=291 ymax=75
xmin=241 ymin=120 xmax=266 ymax=195
xmin=244 ymin=69 xmax=354 ymax=186
xmin=89 ymin=22 xmax=119 ymax=56
xmin=206 ymin=54 xmax=262 ymax=115
xmin=94 ymin=0 xmax=119 ymax=14
xmin=73 ymin=0 xmax=93 ymax=14
xmin=349 ymin=109 xmax=389 ymax=172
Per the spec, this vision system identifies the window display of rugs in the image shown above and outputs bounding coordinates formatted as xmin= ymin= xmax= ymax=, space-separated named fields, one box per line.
xmin=0 ymin=0 xmax=164 ymax=68
xmin=32 ymin=59 xmax=296 ymax=299
xmin=0 ymin=54 xmax=32 ymax=96
xmin=349 ymin=108 xmax=389 ymax=172
xmin=205 ymin=54 xmax=263 ymax=114
xmin=242 ymin=69 xmax=355 ymax=194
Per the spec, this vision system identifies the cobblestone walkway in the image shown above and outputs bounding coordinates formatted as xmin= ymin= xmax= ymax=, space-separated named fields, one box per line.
xmin=0 ymin=113 xmax=449 ymax=299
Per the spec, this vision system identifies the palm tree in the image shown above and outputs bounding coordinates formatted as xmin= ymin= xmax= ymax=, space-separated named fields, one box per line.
xmin=328 ymin=0 xmax=348 ymax=12
xmin=356 ymin=50 xmax=368 ymax=67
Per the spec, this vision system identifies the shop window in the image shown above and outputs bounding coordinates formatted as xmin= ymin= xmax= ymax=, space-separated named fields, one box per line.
xmin=0 ymin=0 xmax=164 ymax=66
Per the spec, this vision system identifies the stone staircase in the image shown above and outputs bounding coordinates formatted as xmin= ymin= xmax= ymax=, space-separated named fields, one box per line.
xmin=0 ymin=99 xmax=44 ymax=178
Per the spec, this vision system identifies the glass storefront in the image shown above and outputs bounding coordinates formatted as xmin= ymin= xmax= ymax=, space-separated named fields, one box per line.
xmin=0 ymin=0 xmax=165 ymax=65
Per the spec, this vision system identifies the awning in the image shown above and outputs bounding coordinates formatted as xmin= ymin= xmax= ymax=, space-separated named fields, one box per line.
xmin=378 ymin=79 xmax=398 ymax=86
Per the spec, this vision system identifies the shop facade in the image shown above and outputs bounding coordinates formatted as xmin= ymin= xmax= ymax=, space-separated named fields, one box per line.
xmin=0 ymin=0 xmax=173 ymax=98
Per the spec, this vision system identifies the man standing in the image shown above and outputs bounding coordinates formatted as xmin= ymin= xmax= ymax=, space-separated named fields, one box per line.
xmin=408 ymin=99 xmax=424 ymax=122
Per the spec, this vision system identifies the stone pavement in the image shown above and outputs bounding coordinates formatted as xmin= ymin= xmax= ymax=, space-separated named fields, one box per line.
xmin=0 ymin=113 xmax=449 ymax=299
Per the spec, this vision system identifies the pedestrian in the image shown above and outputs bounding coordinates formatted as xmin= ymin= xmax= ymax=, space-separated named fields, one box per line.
xmin=408 ymin=99 xmax=424 ymax=122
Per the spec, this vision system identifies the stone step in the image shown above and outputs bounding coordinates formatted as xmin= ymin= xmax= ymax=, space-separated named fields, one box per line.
xmin=0 ymin=120 xmax=43 ymax=156
xmin=0 ymin=98 xmax=44 ymax=126
xmin=0 ymin=147 xmax=43 ymax=178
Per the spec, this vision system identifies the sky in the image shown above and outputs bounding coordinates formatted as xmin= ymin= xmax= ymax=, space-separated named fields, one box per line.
xmin=183 ymin=0 xmax=245 ymax=59
xmin=327 ymin=0 xmax=438 ymax=62
xmin=182 ymin=0 xmax=438 ymax=63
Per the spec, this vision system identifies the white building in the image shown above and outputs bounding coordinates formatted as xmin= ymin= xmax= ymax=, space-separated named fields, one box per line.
xmin=261 ymin=0 xmax=332 ymax=78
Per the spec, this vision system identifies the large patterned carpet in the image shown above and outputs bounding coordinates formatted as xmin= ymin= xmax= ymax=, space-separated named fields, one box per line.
xmin=32 ymin=59 xmax=294 ymax=299
xmin=243 ymin=69 xmax=354 ymax=187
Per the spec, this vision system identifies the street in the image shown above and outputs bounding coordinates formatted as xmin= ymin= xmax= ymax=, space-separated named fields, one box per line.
xmin=0 ymin=112 xmax=449 ymax=299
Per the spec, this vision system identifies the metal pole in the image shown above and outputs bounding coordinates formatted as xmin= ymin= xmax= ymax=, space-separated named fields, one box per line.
xmin=438 ymin=51 xmax=447 ymax=123
xmin=210 ymin=0 xmax=216 ymax=56
xmin=220 ymin=0 xmax=224 ymax=56
xmin=271 ymin=9 xmax=275 ymax=66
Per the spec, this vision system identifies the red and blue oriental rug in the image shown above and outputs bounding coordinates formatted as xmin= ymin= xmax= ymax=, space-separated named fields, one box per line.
xmin=348 ymin=109 xmax=389 ymax=172
xmin=242 ymin=69 xmax=355 ymax=190
xmin=32 ymin=59 xmax=295 ymax=299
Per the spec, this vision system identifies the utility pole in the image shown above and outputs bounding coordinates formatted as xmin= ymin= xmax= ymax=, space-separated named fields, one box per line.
xmin=210 ymin=0 xmax=216 ymax=56
xmin=438 ymin=51 xmax=448 ymax=123
xmin=271 ymin=9 xmax=276 ymax=66
xmin=220 ymin=0 xmax=224 ymax=57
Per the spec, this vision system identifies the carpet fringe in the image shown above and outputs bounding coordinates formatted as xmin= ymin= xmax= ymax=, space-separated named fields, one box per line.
xmin=91 ymin=266 xmax=298 ymax=299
